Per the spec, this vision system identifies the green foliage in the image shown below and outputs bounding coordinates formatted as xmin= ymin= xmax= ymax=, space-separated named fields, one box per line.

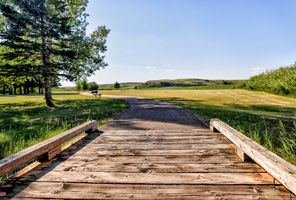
xmin=75 ymin=80 xmax=81 ymax=91
xmin=0 ymin=0 xmax=109 ymax=106
xmin=81 ymin=78 xmax=88 ymax=90
xmin=240 ymin=64 xmax=296 ymax=96
xmin=88 ymin=81 xmax=99 ymax=90
xmin=114 ymin=81 xmax=120 ymax=89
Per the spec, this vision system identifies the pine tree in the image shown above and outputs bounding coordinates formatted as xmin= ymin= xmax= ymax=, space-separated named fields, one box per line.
xmin=0 ymin=0 xmax=109 ymax=106
xmin=114 ymin=81 xmax=120 ymax=89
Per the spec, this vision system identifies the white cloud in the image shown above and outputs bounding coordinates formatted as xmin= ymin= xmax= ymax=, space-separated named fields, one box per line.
xmin=165 ymin=68 xmax=176 ymax=73
xmin=250 ymin=67 xmax=265 ymax=76
xmin=145 ymin=65 xmax=157 ymax=70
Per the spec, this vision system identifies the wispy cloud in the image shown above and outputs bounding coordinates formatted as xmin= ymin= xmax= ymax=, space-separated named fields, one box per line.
xmin=145 ymin=65 xmax=157 ymax=70
xmin=165 ymin=68 xmax=176 ymax=73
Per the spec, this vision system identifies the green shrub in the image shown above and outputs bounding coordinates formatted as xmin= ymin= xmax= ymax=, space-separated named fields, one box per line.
xmin=241 ymin=64 xmax=296 ymax=96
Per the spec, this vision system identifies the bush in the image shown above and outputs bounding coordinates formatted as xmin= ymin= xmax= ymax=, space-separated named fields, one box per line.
xmin=88 ymin=82 xmax=99 ymax=90
xmin=239 ymin=64 xmax=296 ymax=96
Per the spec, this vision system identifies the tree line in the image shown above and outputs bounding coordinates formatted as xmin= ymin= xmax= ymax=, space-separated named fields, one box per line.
xmin=75 ymin=78 xmax=99 ymax=91
xmin=0 ymin=0 xmax=109 ymax=106
xmin=75 ymin=79 xmax=120 ymax=91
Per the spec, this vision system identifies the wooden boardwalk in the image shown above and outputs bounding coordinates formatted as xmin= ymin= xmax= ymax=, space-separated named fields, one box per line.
xmin=2 ymin=97 xmax=294 ymax=199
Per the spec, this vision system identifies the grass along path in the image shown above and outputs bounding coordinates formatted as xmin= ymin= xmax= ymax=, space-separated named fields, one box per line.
xmin=101 ymin=89 xmax=296 ymax=164
xmin=0 ymin=91 xmax=128 ymax=159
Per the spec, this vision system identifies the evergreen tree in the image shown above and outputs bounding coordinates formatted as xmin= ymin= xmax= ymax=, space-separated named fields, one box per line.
xmin=114 ymin=81 xmax=120 ymax=89
xmin=0 ymin=0 xmax=109 ymax=106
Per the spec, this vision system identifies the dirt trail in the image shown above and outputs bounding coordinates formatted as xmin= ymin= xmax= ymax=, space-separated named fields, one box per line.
xmin=100 ymin=94 xmax=205 ymax=130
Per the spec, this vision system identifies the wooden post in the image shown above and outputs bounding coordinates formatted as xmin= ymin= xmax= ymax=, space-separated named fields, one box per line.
xmin=210 ymin=119 xmax=250 ymax=161
xmin=210 ymin=118 xmax=219 ymax=132
xmin=234 ymin=146 xmax=251 ymax=162
xmin=37 ymin=146 xmax=61 ymax=162
xmin=85 ymin=126 xmax=98 ymax=134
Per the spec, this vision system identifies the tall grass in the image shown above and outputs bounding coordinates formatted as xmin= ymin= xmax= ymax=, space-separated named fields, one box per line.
xmin=236 ymin=119 xmax=296 ymax=164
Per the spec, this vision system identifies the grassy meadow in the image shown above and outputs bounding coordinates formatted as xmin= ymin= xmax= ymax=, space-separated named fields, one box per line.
xmin=0 ymin=91 xmax=128 ymax=159
xmin=101 ymin=89 xmax=296 ymax=164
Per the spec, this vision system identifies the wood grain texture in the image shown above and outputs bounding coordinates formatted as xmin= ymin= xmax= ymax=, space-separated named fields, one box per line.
xmin=10 ymin=183 xmax=294 ymax=200
xmin=211 ymin=118 xmax=296 ymax=196
xmin=17 ymin=171 xmax=274 ymax=185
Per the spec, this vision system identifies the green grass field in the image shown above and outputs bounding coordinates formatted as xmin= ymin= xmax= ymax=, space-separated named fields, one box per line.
xmin=0 ymin=91 xmax=128 ymax=159
xmin=101 ymin=89 xmax=296 ymax=164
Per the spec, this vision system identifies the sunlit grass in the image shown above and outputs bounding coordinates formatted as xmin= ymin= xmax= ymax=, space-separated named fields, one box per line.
xmin=0 ymin=93 xmax=128 ymax=159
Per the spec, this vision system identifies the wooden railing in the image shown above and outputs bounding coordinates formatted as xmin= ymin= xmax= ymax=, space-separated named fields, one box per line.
xmin=0 ymin=120 xmax=98 ymax=178
xmin=210 ymin=118 xmax=296 ymax=195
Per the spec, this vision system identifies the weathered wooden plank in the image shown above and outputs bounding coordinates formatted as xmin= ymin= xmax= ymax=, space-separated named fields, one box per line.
xmin=101 ymin=131 xmax=220 ymax=137
xmin=210 ymin=118 xmax=296 ymax=196
xmin=81 ymin=143 xmax=233 ymax=150
xmin=10 ymin=183 xmax=293 ymax=200
xmin=22 ymin=171 xmax=275 ymax=185
xmin=0 ymin=120 xmax=97 ymax=177
xmin=48 ymin=162 xmax=266 ymax=173
xmin=98 ymin=134 xmax=225 ymax=141
xmin=94 ymin=137 xmax=231 ymax=144
xmin=67 ymin=149 xmax=235 ymax=156
xmin=60 ymin=154 xmax=243 ymax=164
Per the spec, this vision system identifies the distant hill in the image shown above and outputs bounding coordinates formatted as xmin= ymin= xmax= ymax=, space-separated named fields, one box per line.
xmin=99 ymin=82 xmax=143 ymax=89
xmin=139 ymin=78 xmax=241 ymax=88
xmin=99 ymin=79 xmax=242 ymax=89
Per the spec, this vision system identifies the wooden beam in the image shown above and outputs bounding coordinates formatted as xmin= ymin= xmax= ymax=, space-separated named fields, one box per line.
xmin=210 ymin=118 xmax=296 ymax=195
xmin=0 ymin=120 xmax=97 ymax=177
xmin=37 ymin=146 xmax=61 ymax=162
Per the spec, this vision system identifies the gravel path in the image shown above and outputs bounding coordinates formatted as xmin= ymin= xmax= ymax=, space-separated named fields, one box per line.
xmin=100 ymin=95 xmax=205 ymax=130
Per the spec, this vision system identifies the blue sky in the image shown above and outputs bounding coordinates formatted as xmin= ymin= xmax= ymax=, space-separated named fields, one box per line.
xmin=63 ymin=0 xmax=296 ymax=85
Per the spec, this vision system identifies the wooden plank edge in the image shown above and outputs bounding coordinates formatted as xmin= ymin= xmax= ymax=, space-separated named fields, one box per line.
xmin=0 ymin=120 xmax=97 ymax=177
xmin=210 ymin=118 xmax=296 ymax=195
xmin=0 ymin=131 xmax=92 ymax=195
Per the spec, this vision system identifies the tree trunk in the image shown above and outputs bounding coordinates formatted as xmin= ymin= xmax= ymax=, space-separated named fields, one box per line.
xmin=9 ymin=88 xmax=12 ymax=95
xmin=31 ymin=86 xmax=34 ymax=94
xmin=41 ymin=8 xmax=54 ymax=107
xmin=3 ymin=85 xmax=5 ymax=95
xmin=13 ymin=84 xmax=16 ymax=95
xmin=19 ymin=86 xmax=22 ymax=95
xmin=44 ymin=75 xmax=54 ymax=107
